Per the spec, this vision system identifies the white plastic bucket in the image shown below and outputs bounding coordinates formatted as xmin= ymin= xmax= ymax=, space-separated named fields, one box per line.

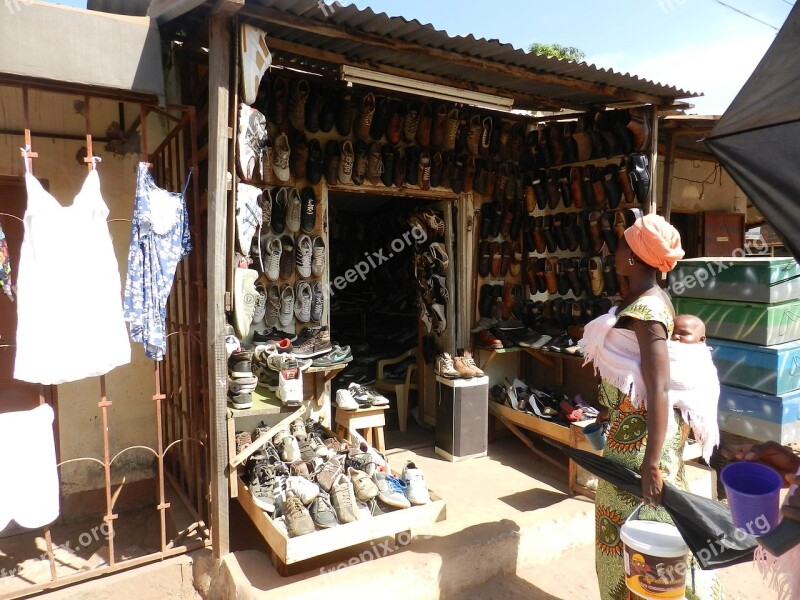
xmin=621 ymin=513 xmax=689 ymax=600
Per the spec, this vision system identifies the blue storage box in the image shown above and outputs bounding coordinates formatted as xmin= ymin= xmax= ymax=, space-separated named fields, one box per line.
xmin=668 ymin=257 xmax=800 ymax=303
xmin=708 ymin=338 xmax=800 ymax=396
xmin=717 ymin=384 xmax=800 ymax=444
xmin=672 ymin=297 xmax=800 ymax=346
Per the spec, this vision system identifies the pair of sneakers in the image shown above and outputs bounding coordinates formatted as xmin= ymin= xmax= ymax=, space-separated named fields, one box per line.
xmin=227 ymin=339 xmax=256 ymax=410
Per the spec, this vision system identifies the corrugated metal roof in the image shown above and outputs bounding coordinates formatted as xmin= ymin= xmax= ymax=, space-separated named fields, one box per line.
xmin=89 ymin=0 xmax=700 ymax=110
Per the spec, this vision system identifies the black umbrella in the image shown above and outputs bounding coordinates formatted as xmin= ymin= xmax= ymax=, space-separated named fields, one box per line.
xmin=563 ymin=448 xmax=756 ymax=569
xmin=705 ymin=2 xmax=800 ymax=260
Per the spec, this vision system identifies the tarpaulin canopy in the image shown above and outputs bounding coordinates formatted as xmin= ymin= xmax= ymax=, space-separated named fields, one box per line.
xmin=705 ymin=2 xmax=800 ymax=260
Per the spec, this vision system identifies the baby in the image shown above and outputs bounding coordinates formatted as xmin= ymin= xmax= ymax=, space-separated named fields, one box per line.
xmin=668 ymin=313 xmax=718 ymax=461
xmin=671 ymin=314 xmax=707 ymax=345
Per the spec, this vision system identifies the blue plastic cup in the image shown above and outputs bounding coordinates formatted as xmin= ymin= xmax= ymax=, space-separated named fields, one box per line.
xmin=583 ymin=421 xmax=607 ymax=451
xmin=720 ymin=462 xmax=783 ymax=534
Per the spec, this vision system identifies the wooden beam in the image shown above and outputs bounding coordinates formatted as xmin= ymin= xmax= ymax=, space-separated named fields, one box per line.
xmin=212 ymin=0 xmax=244 ymax=16
xmin=242 ymin=5 xmax=673 ymax=106
xmin=661 ymin=131 xmax=677 ymax=223
xmin=207 ymin=13 xmax=232 ymax=559
xmin=647 ymin=106 xmax=660 ymax=215
xmin=265 ymin=37 xmax=578 ymax=112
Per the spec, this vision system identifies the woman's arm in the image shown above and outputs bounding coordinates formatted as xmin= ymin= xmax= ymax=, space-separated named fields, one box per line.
xmin=632 ymin=319 xmax=670 ymax=506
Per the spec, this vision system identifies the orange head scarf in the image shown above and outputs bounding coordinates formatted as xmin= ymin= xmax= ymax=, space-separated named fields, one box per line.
xmin=623 ymin=214 xmax=684 ymax=272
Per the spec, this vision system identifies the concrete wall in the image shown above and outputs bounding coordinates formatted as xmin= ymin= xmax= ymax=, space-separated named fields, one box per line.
xmin=656 ymin=155 xmax=750 ymax=219
xmin=0 ymin=86 xmax=169 ymax=504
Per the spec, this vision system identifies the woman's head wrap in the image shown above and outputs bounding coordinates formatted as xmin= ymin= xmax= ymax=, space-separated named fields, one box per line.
xmin=623 ymin=213 xmax=684 ymax=272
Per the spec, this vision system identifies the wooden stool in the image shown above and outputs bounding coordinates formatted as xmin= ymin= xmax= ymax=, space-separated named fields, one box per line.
xmin=335 ymin=406 xmax=388 ymax=453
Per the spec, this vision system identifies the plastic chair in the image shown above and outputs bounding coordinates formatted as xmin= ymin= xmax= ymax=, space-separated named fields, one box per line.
xmin=374 ymin=348 xmax=419 ymax=432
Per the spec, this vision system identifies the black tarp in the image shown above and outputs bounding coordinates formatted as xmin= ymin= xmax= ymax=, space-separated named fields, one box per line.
xmin=705 ymin=2 xmax=800 ymax=260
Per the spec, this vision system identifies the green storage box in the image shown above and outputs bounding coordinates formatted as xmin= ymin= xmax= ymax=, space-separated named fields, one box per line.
xmin=672 ymin=297 xmax=800 ymax=346
xmin=668 ymin=257 xmax=800 ymax=303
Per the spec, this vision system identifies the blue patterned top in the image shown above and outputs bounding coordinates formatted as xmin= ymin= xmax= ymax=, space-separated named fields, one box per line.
xmin=123 ymin=162 xmax=192 ymax=360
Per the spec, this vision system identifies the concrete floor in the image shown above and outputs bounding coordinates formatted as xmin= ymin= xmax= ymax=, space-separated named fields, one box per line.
xmin=219 ymin=432 xmax=782 ymax=600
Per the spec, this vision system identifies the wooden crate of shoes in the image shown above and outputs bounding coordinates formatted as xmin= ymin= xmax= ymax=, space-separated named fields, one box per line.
xmin=233 ymin=415 xmax=446 ymax=576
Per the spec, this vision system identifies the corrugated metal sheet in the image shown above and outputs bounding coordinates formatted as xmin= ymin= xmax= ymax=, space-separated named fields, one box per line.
xmin=89 ymin=0 xmax=700 ymax=109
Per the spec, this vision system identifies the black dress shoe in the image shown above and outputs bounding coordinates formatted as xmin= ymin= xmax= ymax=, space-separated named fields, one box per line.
xmin=557 ymin=259 xmax=571 ymax=296
xmin=559 ymin=167 xmax=572 ymax=209
xmin=563 ymin=122 xmax=579 ymax=164
xmin=542 ymin=215 xmax=556 ymax=253
xmin=547 ymin=168 xmax=561 ymax=209
xmin=490 ymin=200 xmax=503 ymax=238
xmin=522 ymin=215 xmax=535 ymax=252
xmin=567 ymin=258 xmax=582 ymax=296
xmin=601 ymin=212 xmax=618 ymax=254
xmin=306 ymin=139 xmax=323 ymax=185
xmin=533 ymin=171 xmax=548 ymax=210
xmin=380 ymin=144 xmax=395 ymax=187
xmin=563 ymin=213 xmax=579 ymax=252
xmin=579 ymin=258 xmax=592 ymax=298
xmin=319 ymin=88 xmax=337 ymax=133
xmin=370 ymin=96 xmax=391 ymax=141
xmin=304 ymin=82 xmax=325 ymax=133
xmin=510 ymin=201 xmax=523 ymax=240
xmin=451 ymin=156 xmax=464 ymax=194
xmin=577 ymin=212 xmax=590 ymax=252
xmin=603 ymin=164 xmax=622 ymax=209
xmin=552 ymin=212 xmax=567 ymax=251
xmin=335 ymin=89 xmax=355 ymax=136
xmin=480 ymin=202 xmax=494 ymax=239
xmin=627 ymin=153 xmax=651 ymax=203
xmin=536 ymin=258 xmax=548 ymax=294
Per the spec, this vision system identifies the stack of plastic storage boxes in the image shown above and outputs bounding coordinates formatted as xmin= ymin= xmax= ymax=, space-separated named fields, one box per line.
xmin=669 ymin=257 xmax=800 ymax=443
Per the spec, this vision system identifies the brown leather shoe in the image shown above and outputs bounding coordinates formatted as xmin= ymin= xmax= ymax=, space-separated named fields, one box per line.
xmin=576 ymin=211 xmax=590 ymax=252
xmin=443 ymin=108 xmax=459 ymax=152
xmin=533 ymin=216 xmax=546 ymax=254
xmin=324 ymin=140 xmax=340 ymax=185
xmin=627 ymin=106 xmax=652 ymax=152
xmin=483 ymin=161 xmax=496 ymax=198
xmin=490 ymin=242 xmax=503 ymax=278
xmin=581 ymin=165 xmax=593 ymax=207
xmin=552 ymin=212 xmax=567 ymax=251
xmin=478 ymin=241 xmax=492 ymax=278
xmin=510 ymin=123 xmax=526 ymax=164
xmin=545 ymin=256 xmax=559 ymax=295
xmin=416 ymin=102 xmax=432 ymax=148
xmin=558 ymin=258 xmax=571 ymax=295
xmin=523 ymin=252 xmax=536 ymax=295
xmin=618 ymin=158 xmax=636 ymax=205
xmin=500 ymin=201 xmax=513 ymax=240
xmin=546 ymin=168 xmax=561 ymax=209
xmin=590 ymin=165 xmax=607 ymax=209
xmin=355 ymin=92 xmax=375 ymax=142
xmin=573 ymin=115 xmax=593 ymax=162
xmin=588 ymin=210 xmax=603 ymax=255
xmin=614 ymin=210 xmax=627 ymax=239
xmin=549 ymin=124 xmax=565 ymax=166
xmin=510 ymin=242 xmax=523 ymax=277
xmin=589 ymin=256 xmax=605 ymax=297
xmin=500 ymin=241 xmax=512 ymax=277
xmin=536 ymin=258 xmax=548 ymax=294
xmin=542 ymin=215 xmax=556 ymax=253
xmin=524 ymin=172 xmax=536 ymax=213
xmin=431 ymin=103 xmax=447 ymax=150
xmin=467 ymin=114 xmax=481 ymax=155
xmin=567 ymin=257 xmax=582 ymax=296
xmin=403 ymin=102 xmax=420 ymax=144
xmin=579 ymin=258 xmax=592 ymax=296
xmin=291 ymin=132 xmax=309 ymax=179
xmin=430 ymin=152 xmax=443 ymax=188
xmin=570 ymin=167 xmax=584 ymax=209
xmin=494 ymin=163 xmax=510 ymax=202
xmin=502 ymin=283 xmax=515 ymax=319
xmin=336 ymin=88 xmax=355 ymax=136
xmin=499 ymin=121 xmax=513 ymax=161
xmin=479 ymin=116 xmax=494 ymax=157
xmin=463 ymin=155 xmax=477 ymax=193
xmin=387 ymin=101 xmax=404 ymax=145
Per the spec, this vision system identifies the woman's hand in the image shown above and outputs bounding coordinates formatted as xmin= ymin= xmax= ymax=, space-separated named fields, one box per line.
xmin=782 ymin=475 xmax=800 ymax=522
xmin=721 ymin=441 xmax=800 ymax=486
xmin=594 ymin=405 xmax=609 ymax=425
xmin=641 ymin=461 xmax=664 ymax=507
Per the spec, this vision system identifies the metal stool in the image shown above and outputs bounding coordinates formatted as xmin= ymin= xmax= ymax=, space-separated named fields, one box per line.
xmin=335 ymin=405 xmax=388 ymax=453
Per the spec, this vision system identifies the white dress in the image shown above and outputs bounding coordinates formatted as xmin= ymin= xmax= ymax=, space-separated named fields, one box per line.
xmin=14 ymin=169 xmax=131 ymax=384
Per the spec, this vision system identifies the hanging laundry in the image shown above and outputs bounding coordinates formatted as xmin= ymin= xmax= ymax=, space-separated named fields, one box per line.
xmin=0 ymin=222 xmax=13 ymax=301
xmin=0 ymin=404 xmax=60 ymax=530
xmin=14 ymin=167 xmax=131 ymax=384
xmin=124 ymin=162 xmax=192 ymax=361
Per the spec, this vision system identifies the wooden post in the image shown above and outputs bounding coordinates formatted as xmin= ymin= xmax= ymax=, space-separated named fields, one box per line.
xmin=207 ymin=13 xmax=233 ymax=559
xmin=661 ymin=131 xmax=676 ymax=224
xmin=648 ymin=106 xmax=660 ymax=215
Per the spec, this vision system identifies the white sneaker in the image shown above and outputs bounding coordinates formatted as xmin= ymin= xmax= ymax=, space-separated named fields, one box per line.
xmin=311 ymin=281 xmax=324 ymax=323
xmin=272 ymin=133 xmax=291 ymax=182
xmin=253 ymin=281 xmax=267 ymax=324
xmin=286 ymin=475 xmax=320 ymax=506
xmin=224 ymin=326 xmax=240 ymax=358
xmin=402 ymin=461 xmax=431 ymax=505
xmin=277 ymin=356 xmax=303 ymax=406
xmin=264 ymin=236 xmax=282 ymax=282
xmin=286 ymin=188 xmax=302 ymax=233
xmin=278 ymin=284 xmax=294 ymax=328
xmin=239 ymin=23 xmax=271 ymax=105
xmin=311 ymin=236 xmax=326 ymax=277
xmin=295 ymin=234 xmax=313 ymax=278
xmin=294 ymin=280 xmax=312 ymax=323
xmin=335 ymin=388 xmax=358 ymax=411
xmin=338 ymin=140 xmax=354 ymax=184
xmin=233 ymin=268 xmax=259 ymax=339
xmin=237 ymin=104 xmax=268 ymax=182
xmin=236 ymin=183 xmax=262 ymax=254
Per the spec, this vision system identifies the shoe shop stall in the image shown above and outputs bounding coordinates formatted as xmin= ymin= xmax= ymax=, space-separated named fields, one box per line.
xmin=0 ymin=4 xmax=210 ymax=598
xmin=121 ymin=0 xmax=723 ymax=579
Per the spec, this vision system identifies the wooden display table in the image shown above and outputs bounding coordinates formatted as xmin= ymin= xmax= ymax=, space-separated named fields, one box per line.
xmin=335 ymin=405 xmax=388 ymax=453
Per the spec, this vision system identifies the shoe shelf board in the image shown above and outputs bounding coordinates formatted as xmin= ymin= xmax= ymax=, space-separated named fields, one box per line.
xmin=235 ymin=476 xmax=446 ymax=576
xmin=488 ymin=401 xmax=571 ymax=472
xmin=476 ymin=346 xmax=582 ymax=385
xmin=475 ymin=345 xmax=522 ymax=370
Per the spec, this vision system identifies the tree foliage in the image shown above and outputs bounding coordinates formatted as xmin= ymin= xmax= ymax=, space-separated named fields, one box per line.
xmin=528 ymin=43 xmax=586 ymax=62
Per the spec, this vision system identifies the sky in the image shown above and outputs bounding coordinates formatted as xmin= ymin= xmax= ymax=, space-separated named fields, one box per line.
xmin=49 ymin=0 xmax=795 ymax=115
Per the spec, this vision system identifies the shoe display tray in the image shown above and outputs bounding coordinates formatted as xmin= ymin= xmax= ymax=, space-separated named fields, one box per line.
xmin=236 ymin=477 xmax=445 ymax=576
xmin=672 ymin=296 xmax=800 ymax=346
xmin=708 ymin=337 xmax=800 ymax=395
xmin=668 ymin=257 xmax=800 ymax=303
xmin=488 ymin=400 xmax=572 ymax=445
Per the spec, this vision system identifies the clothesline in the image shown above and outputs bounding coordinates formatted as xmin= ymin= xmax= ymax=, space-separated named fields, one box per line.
xmin=0 ymin=213 xmax=132 ymax=224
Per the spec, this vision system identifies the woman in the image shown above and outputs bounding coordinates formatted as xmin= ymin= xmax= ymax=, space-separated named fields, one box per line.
xmin=579 ymin=214 xmax=721 ymax=599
